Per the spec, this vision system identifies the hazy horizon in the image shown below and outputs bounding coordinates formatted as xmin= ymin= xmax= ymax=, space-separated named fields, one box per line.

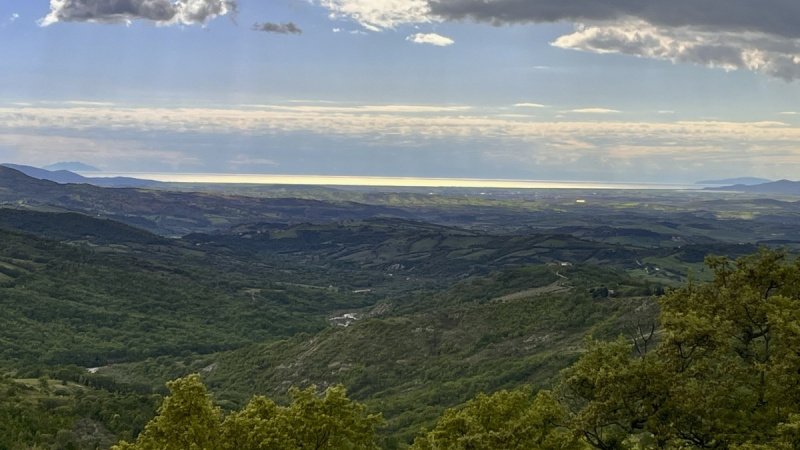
xmin=79 ymin=171 xmax=705 ymax=190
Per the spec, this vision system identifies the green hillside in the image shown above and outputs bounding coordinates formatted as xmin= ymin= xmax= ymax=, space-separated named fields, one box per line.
xmin=2 ymin=174 xmax=800 ymax=448
xmin=0 ymin=215 xmax=376 ymax=367
xmin=98 ymin=264 xmax=659 ymax=443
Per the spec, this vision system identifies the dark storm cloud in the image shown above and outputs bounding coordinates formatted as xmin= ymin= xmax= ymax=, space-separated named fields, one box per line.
xmin=428 ymin=0 xmax=800 ymax=38
xmin=423 ymin=0 xmax=800 ymax=80
xmin=252 ymin=22 xmax=302 ymax=34
xmin=40 ymin=0 xmax=235 ymax=26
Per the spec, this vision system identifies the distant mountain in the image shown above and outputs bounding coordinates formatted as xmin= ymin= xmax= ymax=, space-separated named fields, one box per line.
xmin=0 ymin=165 xmax=412 ymax=235
xmin=2 ymin=163 xmax=163 ymax=188
xmin=43 ymin=161 xmax=100 ymax=172
xmin=3 ymin=164 xmax=90 ymax=184
xmin=710 ymin=179 xmax=800 ymax=195
xmin=696 ymin=177 xmax=772 ymax=186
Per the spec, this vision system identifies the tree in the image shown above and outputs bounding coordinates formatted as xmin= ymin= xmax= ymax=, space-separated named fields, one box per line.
xmin=112 ymin=374 xmax=222 ymax=450
xmin=221 ymin=385 xmax=383 ymax=450
xmin=559 ymin=249 xmax=800 ymax=449
xmin=114 ymin=377 xmax=382 ymax=450
xmin=412 ymin=388 xmax=584 ymax=450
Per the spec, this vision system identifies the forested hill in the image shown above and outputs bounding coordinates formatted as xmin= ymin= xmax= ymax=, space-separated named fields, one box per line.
xmin=0 ymin=166 xmax=411 ymax=235
xmin=0 ymin=210 xmax=383 ymax=367
xmin=3 ymin=182 xmax=800 ymax=448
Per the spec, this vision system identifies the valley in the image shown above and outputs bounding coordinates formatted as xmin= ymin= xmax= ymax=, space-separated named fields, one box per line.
xmin=1 ymin=166 xmax=800 ymax=448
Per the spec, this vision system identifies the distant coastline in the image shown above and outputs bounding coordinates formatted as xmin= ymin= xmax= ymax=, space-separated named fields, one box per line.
xmin=86 ymin=172 xmax=701 ymax=190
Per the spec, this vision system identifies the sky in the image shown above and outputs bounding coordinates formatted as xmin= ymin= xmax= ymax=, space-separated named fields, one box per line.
xmin=1 ymin=1 xmax=800 ymax=183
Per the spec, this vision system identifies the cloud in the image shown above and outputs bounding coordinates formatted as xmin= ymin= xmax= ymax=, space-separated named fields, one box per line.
xmin=553 ymin=21 xmax=800 ymax=81
xmin=423 ymin=0 xmax=800 ymax=80
xmin=514 ymin=103 xmax=547 ymax=108
xmin=252 ymin=22 xmax=302 ymax=34
xmin=779 ymin=111 xmax=799 ymax=115
xmin=238 ymin=104 xmax=472 ymax=113
xmin=63 ymin=100 xmax=117 ymax=106
xmin=568 ymin=108 xmax=621 ymax=114
xmin=2 ymin=12 xmax=19 ymax=27
xmin=315 ymin=0 xmax=800 ymax=80
xmin=406 ymin=32 xmax=454 ymax=46
xmin=39 ymin=0 xmax=235 ymax=27
xmin=427 ymin=0 xmax=800 ymax=38
xmin=3 ymin=105 xmax=799 ymax=148
xmin=319 ymin=0 xmax=433 ymax=31
xmin=4 ymin=104 xmax=800 ymax=180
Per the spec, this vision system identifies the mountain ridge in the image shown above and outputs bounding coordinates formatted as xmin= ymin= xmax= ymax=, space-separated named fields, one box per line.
xmin=3 ymin=163 xmax=163 ymax=188
xmin=709 ymin=179 xmax=800 ymax=195
xmin=43 ymin=161 xmax=101 ymax=172
xmin=696 ymin=176 xmax=772 ymax=185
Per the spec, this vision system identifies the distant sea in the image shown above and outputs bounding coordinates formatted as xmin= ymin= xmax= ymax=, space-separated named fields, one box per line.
xmin=89 ymin=172 xmax=701 ymax=190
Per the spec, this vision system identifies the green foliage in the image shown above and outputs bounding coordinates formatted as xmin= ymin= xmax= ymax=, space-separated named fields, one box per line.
xmin=113 ymin=375 xmax=222 ymax=450
xmin=559 ymin=249 xmax=800 ymax=449
xmin=412 ymin=388 xmax=583 ymax=450
xmin=221 ymin=385 xmax=383 ymax=449
xmin=2 ymin=185 xmax=797 ymax=449
xmin=114 ymin=375 xmax=383 ymax=450
xmin=101 ymin=263 xmax=657 ymax=443
xmin=0 ymin=224 xmax=374 ymax=366
xmin=0 ymin=374 xmax=159 ymax=450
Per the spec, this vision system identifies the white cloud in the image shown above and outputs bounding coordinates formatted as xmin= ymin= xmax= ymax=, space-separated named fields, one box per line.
xmin=4 ymin=104 xmax=800 ymax=179
xmin=553 ymin=21 xmax=800 ymax=81
xmin=568 ymin=108 xmax=621 ymax=114
xmin=406 ymin=32 xmax=454 ymax=47
xmin=2 ymin=105 xmax=799 ymax=149
xmin=514 ymin=103 xmax=548 ymax=108
xmin=63 ymin=100 xmax=117 ymax=107
xmin=2 ymin=12 xmax=19 ymax=27
xmin=320 ymin=0 xmax=432 ymax=31
xmin=779 ymin=111 xmax=799 ymax=115
xmin=239 ymin=104 xmax=471 ymax=113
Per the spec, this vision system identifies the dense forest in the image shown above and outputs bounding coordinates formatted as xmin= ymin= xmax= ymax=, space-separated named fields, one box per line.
xmin=4 ymin=168 xmax=800 ymax=448
xmin=109 ymin=250 xmax=800 ymax=449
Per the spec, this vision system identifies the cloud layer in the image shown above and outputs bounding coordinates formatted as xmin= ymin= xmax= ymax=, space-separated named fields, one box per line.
xmin=3 ymin=103 xmax=800 ymax=181
xmin=253 ymin=22 xmax=302 ymax=34
xmin=318 ymin=0 xmax=800 ymax=79
xmin=428 ymin=0 xmax=800 ymax=38
xmin=39 ymin=0 xmax=235 ymax=26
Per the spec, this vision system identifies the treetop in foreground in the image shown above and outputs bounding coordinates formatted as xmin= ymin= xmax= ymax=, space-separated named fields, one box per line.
xmin=559 ymin=249 xmax=800 ymax=449
xmin=113 ymin=374 xmax=383 ymax=450
xmin=113 ymin=249 xmax=800 ymax=449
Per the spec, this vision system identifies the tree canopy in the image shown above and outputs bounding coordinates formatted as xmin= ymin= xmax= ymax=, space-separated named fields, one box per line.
xmin=558 ymin=249 xmax=800 ymax=449
xmin=112 ymin=249 xmax=800 ymax=449
xmin=414 ymin=249 xmax=800 ymax=449
xmin=112 ymin=375 xmax=383 ymax=450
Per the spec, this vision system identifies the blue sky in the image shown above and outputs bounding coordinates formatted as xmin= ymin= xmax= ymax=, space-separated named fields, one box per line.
xmin=1 ymin=0 xmax=800 ymax=182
